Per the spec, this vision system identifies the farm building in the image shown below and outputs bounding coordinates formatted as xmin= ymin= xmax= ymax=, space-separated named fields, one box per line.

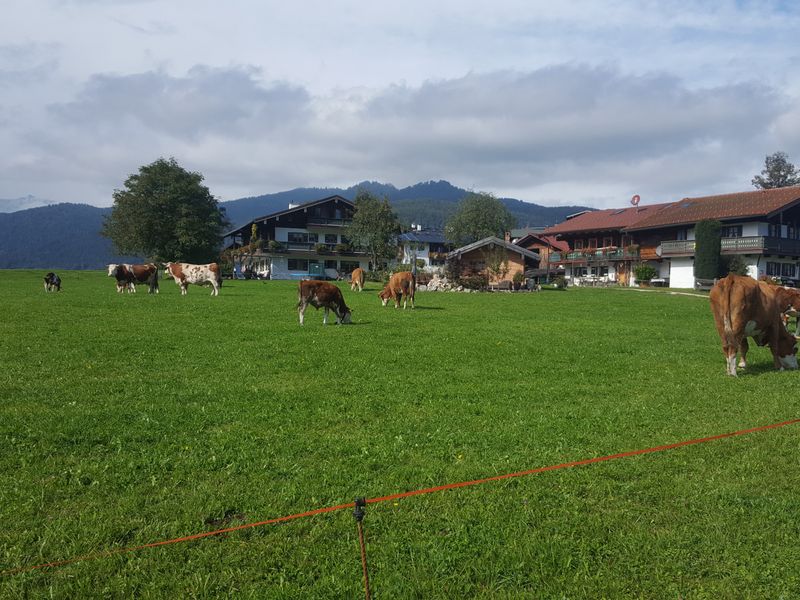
xmin=543 ymin=187 xmax=800 ymax=288
xmin=224 ymin=195 xmax=369 ymax=280
xmin=447 ymin=236 xmax=540 ymax=285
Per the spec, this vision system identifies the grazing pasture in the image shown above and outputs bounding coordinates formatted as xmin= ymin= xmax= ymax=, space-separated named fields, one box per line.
xmin=1 ymin=270 xmax=799 ymax=598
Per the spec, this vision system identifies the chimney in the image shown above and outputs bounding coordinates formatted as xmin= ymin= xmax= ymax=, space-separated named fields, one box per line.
xmin=416 ymin=223 xmax=423 ymax=231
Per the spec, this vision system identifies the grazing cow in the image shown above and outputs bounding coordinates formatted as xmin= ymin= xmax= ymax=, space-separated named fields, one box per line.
xmin=379 ymin=271 xmax=416 ymax=309
xmin=350 ymin=267 xmax=365 ymax=292
xmin=709 ymin=274 xmax=798 ymax=376
xmin=164 ymin=262 xmax=222 ymax=296
xmin=43 ymin=272 xmax=61 ymax=292
xmin=297 ymin=280 xmax=352 ymax=325
xmin=773 ymin=286 xmax=800 ymax=335
xmin=108 ymin=263 xmax=159 ymax=294
xmin=108 ymin=264 xmax=134 ymax=293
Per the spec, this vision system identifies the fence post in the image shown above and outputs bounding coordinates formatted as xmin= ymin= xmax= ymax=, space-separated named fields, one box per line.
xmin=353 ymin=497 xmax=371 ymax=600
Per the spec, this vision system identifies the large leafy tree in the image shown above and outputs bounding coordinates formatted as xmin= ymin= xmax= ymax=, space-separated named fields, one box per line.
xmin=752 ymin=151 xmax=800 ymax=189
xmin=102 ymin=158 xmax=229 ymax=262
xmin=445 ymin=192 xmax=516 ymax=246
xmin=346 ymin=189 xmax=400 ymax=271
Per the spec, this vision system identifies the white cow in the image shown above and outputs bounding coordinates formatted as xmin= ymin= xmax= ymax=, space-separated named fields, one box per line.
xmin=164 ymin=262 xmax=222 ymax=296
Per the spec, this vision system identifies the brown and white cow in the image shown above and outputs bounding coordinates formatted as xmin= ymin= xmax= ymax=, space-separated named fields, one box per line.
xmin=297 ymin=280 xmax=352 ymax=325
xmin=709 ymin=274 xmax=798 ymax=376
xmin=164 ymin=262 xmax=222 ymax=296
xmin=350 ymin=267 xmax=365 ymax=292
xmin=108 ymin=263 xmax=159 ymax=294
xmin=773 ymin=286 xmax=800 ymax=335
xmin=379 ymin=271 xmax=416 ymax=309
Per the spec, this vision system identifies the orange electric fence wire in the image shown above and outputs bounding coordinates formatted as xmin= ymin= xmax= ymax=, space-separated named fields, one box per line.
xmin=3 ymin=417 xmax=798 ymax=576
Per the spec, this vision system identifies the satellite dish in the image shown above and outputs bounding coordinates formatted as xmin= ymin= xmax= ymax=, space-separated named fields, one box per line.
xmin=656 ymin=244 xmax=662 ymax=257
xmin=631 ymin=194 xmax=641 ymax=206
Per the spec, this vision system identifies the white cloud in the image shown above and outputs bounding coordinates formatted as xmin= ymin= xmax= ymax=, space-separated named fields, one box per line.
xmin=1 ymin=1 xmax=799 ymax=209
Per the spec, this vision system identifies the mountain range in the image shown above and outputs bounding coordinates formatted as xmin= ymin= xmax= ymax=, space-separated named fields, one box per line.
xmin=0 ymin=180 xmax=590 ymax=269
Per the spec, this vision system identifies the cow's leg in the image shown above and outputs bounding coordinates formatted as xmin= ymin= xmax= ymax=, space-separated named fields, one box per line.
xmin=323 ymin=307 xmax=329 ymax=325
xmin=738 ymin=338 xmax=749 ymax=370
xmin=298 ymin=301 xmax=307 ymax=325
xmin=181 ymin=283 xmax=188 ymax=295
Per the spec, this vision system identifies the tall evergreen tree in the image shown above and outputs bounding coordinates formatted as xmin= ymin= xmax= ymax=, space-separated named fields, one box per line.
xmin=102 ymin=158 xmax=229 ymax=262
xmin=694 ymin=220 xmax=722 ymax=280
xmin=752 ymin=152 xmax=800 ymax=189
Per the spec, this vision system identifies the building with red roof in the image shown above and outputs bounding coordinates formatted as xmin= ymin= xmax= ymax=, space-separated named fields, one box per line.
xmin=543 ymin=187 xmax=800 ymax=288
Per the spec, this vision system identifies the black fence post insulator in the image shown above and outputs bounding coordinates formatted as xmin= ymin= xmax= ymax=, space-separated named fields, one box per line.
xmin=353 ymin=497 xmax=371 ymax=600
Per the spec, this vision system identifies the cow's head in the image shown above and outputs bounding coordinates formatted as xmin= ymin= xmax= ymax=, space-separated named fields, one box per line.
xmin=777 ymin=331 xmax=799 ymax=370
xmin=339 ymin=307 xmax=353 ymax=324
xmin=378 ymin=286 xmax=393 ymax=306
xmin=107 ymin=264 xmax=118 ymax=276
xmin=163 ymin=262 xmax=175 ymax=277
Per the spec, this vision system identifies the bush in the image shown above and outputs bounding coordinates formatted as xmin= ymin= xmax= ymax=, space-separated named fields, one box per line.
xmin=458 ymin=275 xmax=489 ymax=290
xmin=314 ymin=243 xmax=330 ymax=254
xmin=552 ymin=275 xmax=567 ymax=289
xmin=694 ymin=220 xmax=721 ymax=279
xmin=512 ymin=271 xmax=525 ymax=283
xmin=366 ymin=270 xmax=390 ymax=283
xmin=267 ymin=240 xmax=283 ymax=252
xmin=634 ymin=264 xmax=657 ymax=283
xmin=334 ymin=243 xmax=352 ymax=254
xmin=722 ymin=254 xmax=749 ymax=276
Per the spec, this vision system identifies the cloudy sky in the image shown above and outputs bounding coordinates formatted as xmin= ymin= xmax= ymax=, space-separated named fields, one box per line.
xmin=2 ymin=1 xmax=799 ymax=212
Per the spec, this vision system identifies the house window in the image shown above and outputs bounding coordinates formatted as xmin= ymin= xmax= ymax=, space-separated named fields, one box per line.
xmin=602 ymin=237 xmax=613 ymax=248
xmin=768 ymin=223 xmax=781 ymax=237
xmin=324 ymin=260 xmax=338 ymax=270
xmin=721 ymin=225 xmax=743 ymax=238
xmin=588 ymin=238 xmax=598 ymax=249
xmin=676 ymin=229 xmax=687 ymax=241
xmin=789 ymin=226 xmax=796 ymax=240
xmin=340 ymin=261 xmax=360 ymax=273
xmin=574 ymin=240 xmax=584 ymax=250
xmin=766 ymin=262 xmax=780 ymax=276
xmin=288 ymin=259 xmax=309 ymax=271
xmin=325 ymin=234 xmax=338 ymax=244
xmin=288 ymin=232 xmax=318 ymax=244
xmin=782 ymin=263 xmax=796 ymax=278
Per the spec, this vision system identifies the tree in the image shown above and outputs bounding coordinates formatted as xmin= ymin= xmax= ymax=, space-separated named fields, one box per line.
xmin=752 ymin=151 xmax=800 ymax=189
xmin=445 ymin=192 xmax=516 ymax=247
xmin=345 ymin=189 xmax=400 ymax=271
xmin=102 ymin=158 xmax=229 ymax=263
xmin=694 ymin=219 xmax=721 ymax=280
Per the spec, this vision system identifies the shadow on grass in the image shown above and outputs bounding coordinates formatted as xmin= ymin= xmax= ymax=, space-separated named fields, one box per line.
xmin=737 ymin=362 xmax=783 ymax=377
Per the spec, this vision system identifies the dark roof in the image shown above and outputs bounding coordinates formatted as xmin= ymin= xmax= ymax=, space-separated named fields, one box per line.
xmin=447 ymin=236 xmax=540 ymax=261
xmin=224 ymin=195 xmax=353 ymax=237
xmin=398 ymin=230 xmax=447 ymax=244
xmin=542 ymin=203 xmax=671 ymax=236
xmin=624 ymin=187 xmax=800 ymax=231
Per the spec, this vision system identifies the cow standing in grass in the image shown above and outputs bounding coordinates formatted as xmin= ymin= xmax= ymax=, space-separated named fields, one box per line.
xmin=709 ymin=274 xmax=798 ymax=375
xmin=109 ymin=263 xmax=159 ymax=294
xmin=297 ymin=280 xmax=352 ymax=325
xmin=350 ymin=267 xmax=365 ymax=292
xmin=164 ymin=262 xmax=222 ymax=296
xmin=43 ymin=272 xmax=61 ymax=292
xmin=379 ymin=271 xmax=416 ymax=309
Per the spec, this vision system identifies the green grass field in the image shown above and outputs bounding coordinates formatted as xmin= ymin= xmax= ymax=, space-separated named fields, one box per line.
xmin=1 ymin=270 xmax=799 ymax=598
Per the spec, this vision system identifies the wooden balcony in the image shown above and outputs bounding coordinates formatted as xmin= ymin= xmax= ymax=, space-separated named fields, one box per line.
xmin=661 ymin=236 xmax=800 ymax=257
xmin=557 ymin=248 xmax=639 ymax=263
